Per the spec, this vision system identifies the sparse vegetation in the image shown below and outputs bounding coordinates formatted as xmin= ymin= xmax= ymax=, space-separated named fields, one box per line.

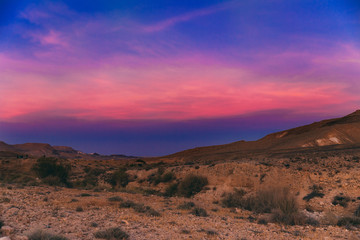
xmin=337 ymin=216 xmax=360 ymax=228
xmin=303 ymin=185 xmax=324 ymax=202
xmin=177 ymin=174 xmax=208 ymax=198
xmin=222 ymin=186 xmax=311 ymax=225
xmin=332 ymin=195 xmax=350 ymax=207
xmin=108 ymin=196 xmax=123 ymax=202
xmin=32 ymin=157 xmax=71 ymax=187
xmin=191 ymin=207 xmax=208 ymax=217
xmin=164 ymin=183 xmax=178 ymax=197
xmin=28 ymin=230 xmax=68 ymax=240
xmin=221 ymin=189 xmax=247 ymax=208
xmin=178 ymin=201 xmax=195 ymax=210
xmin=119 ymin=200 xmax=160 ymax=216
xmin=147 ymin=167 xmax=176 ymax=185
xmin=107 ymin=169 xmax=129 ymax=188
xmin=94 ymin=227 xmax=129 ymax=239
xmin=76 ymin=206 xmax=83 ymax=212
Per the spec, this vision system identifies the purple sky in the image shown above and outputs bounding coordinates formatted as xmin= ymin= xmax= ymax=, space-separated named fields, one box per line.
xmin=1 ymin=0 xmax=360 ymax=156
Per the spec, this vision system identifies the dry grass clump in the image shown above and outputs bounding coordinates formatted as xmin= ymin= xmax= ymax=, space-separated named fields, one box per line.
xmin=177 ymin=174 xmax=208 ymax=198
xmin=163 ymin=174 xmax=208 ymax=198
xmin=147 ymin=167 xmax=176 ymax=185
xmin=32 ymin=157 xmax=71 ymax=187
xmin=332 ymin=195 xmax=350 ymax=207
xmin=108 ymin=196 xmax=123 ymax=202
xmin=119 ymin=200 xmax=160 ymax=216
xmin=337 ymin=217 xmax=360 ymax=228
xmin=178 ymin=201 xmax=195 ymax=210
xmin=222 ymin=186 xmax=313 ymax=225
xmin=106 ymin=169 xmax=129 ymax=188
xmin=221 ymin=189 xmax=247 ymax=208
xmin=191 ymin=207 xmax=208 ymax=217
xmin=94 ymin=227 xmax=129 ymax=240
xmin=28 ymin=230 xmax=68 ymax=240
xmin=303 ymin=185 xmax=324 ymax=202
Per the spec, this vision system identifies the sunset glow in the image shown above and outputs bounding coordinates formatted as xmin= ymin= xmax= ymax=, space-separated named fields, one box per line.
xmin=1 ymin=1 xmax=360 ymax=155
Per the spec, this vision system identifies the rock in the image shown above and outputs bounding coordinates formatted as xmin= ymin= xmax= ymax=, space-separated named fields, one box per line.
xmin=1 ymin=226 xmax=14 ymax=235
xmin=0 ymin=237 xmax=11 ymax=240
xmin=13 ymin=236 xmax=28 ymax=240
xmin=121 ymin=220 xmax=129 ymax=225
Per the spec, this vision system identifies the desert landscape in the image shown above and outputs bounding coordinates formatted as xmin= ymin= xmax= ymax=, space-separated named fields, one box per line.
xmin=1 ymin=1 xmax=360 ymax=239
xmin=1 ymin=111 xmax=360 ymax=239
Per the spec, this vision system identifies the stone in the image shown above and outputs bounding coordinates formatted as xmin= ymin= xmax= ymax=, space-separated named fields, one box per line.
xmin=0 ymin=237 xmax=11 ymax=240
xmin=13 ymin=236 xmax=28 ymax=240
xmin=1 ymin=226 xmax=14 ymax=236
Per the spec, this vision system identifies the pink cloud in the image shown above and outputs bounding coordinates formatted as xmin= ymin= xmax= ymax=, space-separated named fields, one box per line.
xmin=1 ymin=42 xmax=359 ymax=122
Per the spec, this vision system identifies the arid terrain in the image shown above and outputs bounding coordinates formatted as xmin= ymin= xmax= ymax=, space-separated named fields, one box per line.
xmin=1 ymin=111 xmax=360 ymax=239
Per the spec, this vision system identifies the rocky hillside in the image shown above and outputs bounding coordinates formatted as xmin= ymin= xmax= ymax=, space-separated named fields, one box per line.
xmin=167 ymin=110 xmax=360 ymax=161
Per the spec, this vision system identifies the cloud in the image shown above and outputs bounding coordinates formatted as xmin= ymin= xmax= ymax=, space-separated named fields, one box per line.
xmin=143 ymin=1 xmax=240 ymax=32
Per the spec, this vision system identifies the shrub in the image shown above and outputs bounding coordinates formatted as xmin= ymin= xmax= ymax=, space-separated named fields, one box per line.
xmin=147 ymin=169 xmax=176 ymax=185
xmin=28 ymin=230 xmax=68 ymax=240
xmin=177 ymin=174 xmax=208 ymax=198
xmin=332 ymin=195 xmax=350 ymax=207
xmin=337 ymin=217 xmax=360 ymax=227
xmin=303 ymin=191 xmax=325 ymax=202
xmin=80 ymin=193 xmax=92 ymax=197
xmin=249 ymin=187 xmax=298 ymax=214
xmin=161 ymin=172 xmax=176 ymax=183
xmin=108 ymin=196 xmax=123 ymax=202
xmin=222 ymin=186 xmax=309 ymax=225
xmin=191 ymin=207 xmax=208 ymax=217
xmin=0 ymin=219 xmax=3 ymax=228
xmin=108 ymin=169 xmax=129 ymax=188
xmin=303 ymin=185 xmax=324 ymax=202
xmin=32 ymin=157 xmax=71 ymax=186
xmin=271 ymin=208 xmax=306 ymax=226
xmin=119 ymin=200 xmax=160 ymax=216
xmin=94 ymin=227 xmax=129 ymax=239
xmin=76 ymin=206 xmax=83 ymax=212
xmin=164 ymin=183 xmax=178 ymax=197
xmin=354 ymin=205 xmax=360 ymax=217
xmin=178 ymin=201 xmax=195 ymax=210
xmin=221 ymin=189 xmax=247 ymax=208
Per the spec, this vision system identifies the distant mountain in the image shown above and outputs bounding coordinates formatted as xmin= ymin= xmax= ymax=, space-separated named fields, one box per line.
xmin=0 ymin=141 xmax=137 ymax=159
xmin=167 ymin=110 xmax=360 ymax=160
xmin=0 ymin=141 xmax=80 ymax=158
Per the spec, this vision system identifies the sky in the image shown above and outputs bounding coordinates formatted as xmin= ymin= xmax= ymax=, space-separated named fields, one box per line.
xmin=1 ymin=0 xmax=360 ymax=156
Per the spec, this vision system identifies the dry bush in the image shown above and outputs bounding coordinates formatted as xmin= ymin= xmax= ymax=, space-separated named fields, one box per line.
xmin=303 ymin=185 xmax=324 ymax=202
xmin=163 ymin=183 xmax=178 ymax=197
xmin=222 ymin=186 xmax=312 ymax=225
xmin=28 ymin=230 xmax=68 ymax=240
xmin=119 ymin=200 xmax=160 ymax=216
xmin=221 ymin=189 xmax=247 ymax=208
xmin=178 ymin=201 xmax=195 ymax=210
xmin=354 ymin=205 xmax=360 ymax=217
xmin=337 ymin=216 xmax=360 ymax=228
xmin=108 ymin=196 xmax=123 ymax=202
xmin=191 ymin=207 xmax=208 ymax=217
xmin=177 ymin=174 xmax=208 ymax=198
xmin=94 ymin=227 xmax=129 ymax=240
xmin=107 ymin=169 xmax=129 ymax=188
xmin=332 ymin=195 xmax=350 ymax=207
xmin=147 ymin=168 xmax=176 ymax=185
xmin=32 ymin=157 xmax=71 ymax=187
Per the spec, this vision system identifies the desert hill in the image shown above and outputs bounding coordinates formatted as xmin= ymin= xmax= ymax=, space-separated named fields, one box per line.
xmin=166 ymin=110 xmax=360 ymax=161
xmin=0 ymin=141 xmax=80 ymax=158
